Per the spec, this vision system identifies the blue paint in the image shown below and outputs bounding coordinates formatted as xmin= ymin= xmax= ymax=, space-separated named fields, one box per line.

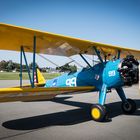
xmin=22 ymin=48 xmax=33 ymax=87
xmin=45 ymin=59 xmax=126 ymax=105
xmin=52 ymin=79 xmax=58 ymax=87
xmin=79 ymin=53 xmax=92 ymax=68
xmin=102 ymin=60 xmax=124 ymax=88
xmin=32 ymin=36 xmax=36 ymax=88
xmin=116 ymin=87 xmax=127 ymax=102
xmin=45 ymin=59 xmax=123 ymax=89
xmin=93 ymin=47 xmax=104 ymax=64
xmin=20 ymin=46 xmax=23 ymax=87
xmin=99 ymin=84 xmax=107 ymax=105
xmin=117 ymin=50 xmax=121 ymax=59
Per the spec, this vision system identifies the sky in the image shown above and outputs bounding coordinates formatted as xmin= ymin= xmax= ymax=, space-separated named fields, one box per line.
xmin=0 ymin=0 xmax=140 ymax=68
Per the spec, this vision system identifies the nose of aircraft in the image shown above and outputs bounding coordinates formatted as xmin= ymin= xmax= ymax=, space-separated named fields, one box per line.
xmin=118 ymin=55 xmax=139 ymax=86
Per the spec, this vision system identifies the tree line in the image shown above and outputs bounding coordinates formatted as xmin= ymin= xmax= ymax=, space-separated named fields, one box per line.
xmin=0 ymin=60 xmax=37 ymax=72
xmin=0 ymin=60 xmax=77 ymax=72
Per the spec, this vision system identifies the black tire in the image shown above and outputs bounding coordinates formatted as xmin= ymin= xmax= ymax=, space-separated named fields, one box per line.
xmin=91 ymin=104 xmax=107 ymax=122
xmin=121 ymin=99 xmax=136 ymax=114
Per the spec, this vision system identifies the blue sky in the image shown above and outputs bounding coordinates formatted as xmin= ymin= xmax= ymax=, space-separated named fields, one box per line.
xmin=0 ymin=0 xmax=140 ymax=67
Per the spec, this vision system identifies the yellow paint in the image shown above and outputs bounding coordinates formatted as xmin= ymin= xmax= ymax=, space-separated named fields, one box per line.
xmin=37 ymin=68 xmax=46 ymax=84
xmin=0 ymin=86 xmax=95 ymax=94
xmin=91 ymin=108 xmax=100 ymax=119
xmin=0 ymin=23 xmax=140 ymax=59
xmin=0 ymin=86 xmax=95 ymax=103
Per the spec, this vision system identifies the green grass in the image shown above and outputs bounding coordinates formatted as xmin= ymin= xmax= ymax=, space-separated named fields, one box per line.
xmin=0 ymin=72 xmax=61 ymax=80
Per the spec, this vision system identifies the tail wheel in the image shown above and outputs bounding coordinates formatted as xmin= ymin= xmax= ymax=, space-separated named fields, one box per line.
xmin=121 ymin=99 xmax=136 ymax=114
xmin=91 ymin=104 xmax=107 ymax=122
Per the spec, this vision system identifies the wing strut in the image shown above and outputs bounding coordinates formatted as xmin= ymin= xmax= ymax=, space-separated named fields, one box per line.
xmin=32 ymin=36 xmax=36 ymax=88
xmin=20 ymin=46 xmax=22 ymax=87
xmin=19 ymin=36 xmax=37 ymax=88
xmin=20 ymin=46 xmax=33 ymax=87
xmin=117 ymin=50 xmax=121 ymax=59
xmin=93 ymin=47 xmax=104 ymax=64
xmin=79 ymin=53 xmax=92 ymax=68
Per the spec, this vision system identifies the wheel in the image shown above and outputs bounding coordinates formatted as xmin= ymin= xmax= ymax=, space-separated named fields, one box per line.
xmin=121 ymin=99 xmax=136 ymax=114
xmin=91 ymin=104 xmax=107 ymax=122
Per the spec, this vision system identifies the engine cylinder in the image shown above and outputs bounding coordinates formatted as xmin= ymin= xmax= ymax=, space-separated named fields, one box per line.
xmin=118 ymin=55 xmax=139 ymax=86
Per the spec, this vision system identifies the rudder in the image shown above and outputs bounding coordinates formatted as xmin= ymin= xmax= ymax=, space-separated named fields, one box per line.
xmin=34 ymin=68 xmax=46 ymax=84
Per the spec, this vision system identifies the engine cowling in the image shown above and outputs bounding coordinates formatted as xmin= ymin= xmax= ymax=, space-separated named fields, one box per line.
xmin=118 ymin=55 xmax=139 ymax=86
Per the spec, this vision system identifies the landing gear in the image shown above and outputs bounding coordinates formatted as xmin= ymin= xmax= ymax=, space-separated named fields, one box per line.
xmin=91 ymin=84 xmax=108 ymax=122
xmin=91 ymin=104 xmax=107 ymax=122
xmin=116 ymin=88 xmax=137 ymax=114
xmin=121 ymin=99 xmax=136 ymax=114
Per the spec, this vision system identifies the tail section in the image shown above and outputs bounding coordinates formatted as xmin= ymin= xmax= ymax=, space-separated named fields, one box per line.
xmin=34 ymin=68 xmax=46 ymax=84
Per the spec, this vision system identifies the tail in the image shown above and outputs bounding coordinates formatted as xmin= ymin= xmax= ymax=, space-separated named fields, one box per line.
xmin=34 ymin=68 xmax=46 ymax=85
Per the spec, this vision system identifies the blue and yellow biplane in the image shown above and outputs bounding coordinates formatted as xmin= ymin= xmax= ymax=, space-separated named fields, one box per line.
xmin=0 ymin=23 xmax=139 ymax=122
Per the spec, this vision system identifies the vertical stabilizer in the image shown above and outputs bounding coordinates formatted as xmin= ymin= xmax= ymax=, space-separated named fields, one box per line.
xmin=34 ymin=69 xmax=46 ymax=84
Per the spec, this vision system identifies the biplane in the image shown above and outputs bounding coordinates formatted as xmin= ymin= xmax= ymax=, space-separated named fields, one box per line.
xmin=0 ymin=23 xmax=139 ymax=122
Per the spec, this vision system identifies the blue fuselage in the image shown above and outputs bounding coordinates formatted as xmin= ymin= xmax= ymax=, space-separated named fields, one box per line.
xmin=45 ymin=59 xmax=124 ymax=91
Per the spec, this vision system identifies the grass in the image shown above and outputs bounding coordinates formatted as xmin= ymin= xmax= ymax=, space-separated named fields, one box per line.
xmin=0 ymin=72 xmax=61 ymax=80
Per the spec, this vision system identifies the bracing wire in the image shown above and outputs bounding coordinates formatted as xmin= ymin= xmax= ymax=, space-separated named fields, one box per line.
xmin=37 ymin=54 xmax=59 ymax=67
xmin=37 ymin=54 xmax=85 ymax=68
xmin=83 ymin=54 xmax=100 ymax=63
xmin=68 ymin=57 xmax=84 ymax=68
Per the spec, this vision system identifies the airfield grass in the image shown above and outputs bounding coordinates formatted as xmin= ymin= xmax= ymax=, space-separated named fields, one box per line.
xmin=0 ymin=72 xmax=61 ymax=80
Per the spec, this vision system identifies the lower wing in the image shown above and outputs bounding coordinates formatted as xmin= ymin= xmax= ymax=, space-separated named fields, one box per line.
xmin=0 ymin=86 xmax=95 ymax=102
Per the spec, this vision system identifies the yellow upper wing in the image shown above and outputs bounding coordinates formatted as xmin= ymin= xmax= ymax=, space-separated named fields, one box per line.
xmin=0 ymin=23 xmax=140 ymax=59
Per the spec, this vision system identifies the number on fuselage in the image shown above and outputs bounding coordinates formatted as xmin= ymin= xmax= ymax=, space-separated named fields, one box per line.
xmin=66 ymin=77 xmax=77 ymax=87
